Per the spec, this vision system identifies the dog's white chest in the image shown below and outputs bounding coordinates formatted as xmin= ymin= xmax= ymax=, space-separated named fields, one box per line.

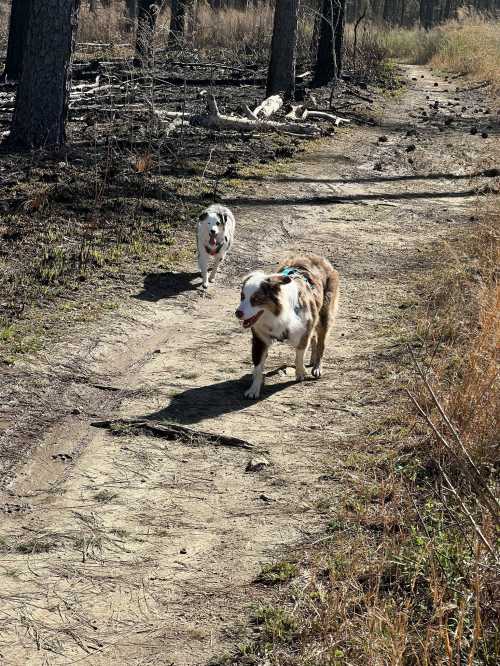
xmin=267 ymin=310 xmax=306 ymax=347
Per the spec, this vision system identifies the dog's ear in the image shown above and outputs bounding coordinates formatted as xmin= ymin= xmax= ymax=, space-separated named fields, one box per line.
xmin=267 ymin=274 xmax=292 ymax=288
xmin=198 ymin=212 xmax=209 ymax=222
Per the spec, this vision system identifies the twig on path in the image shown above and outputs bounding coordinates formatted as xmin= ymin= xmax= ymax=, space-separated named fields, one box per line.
xmin=91 ymin=418 xmax=254 ymax=450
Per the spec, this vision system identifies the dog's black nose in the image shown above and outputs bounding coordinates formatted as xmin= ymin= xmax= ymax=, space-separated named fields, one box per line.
xmin=235 ymin=309 xmax=244 ymax=319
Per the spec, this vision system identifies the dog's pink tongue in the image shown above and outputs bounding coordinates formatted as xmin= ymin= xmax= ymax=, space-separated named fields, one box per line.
xmin=209 ymin=237 xmax=216 ymax=246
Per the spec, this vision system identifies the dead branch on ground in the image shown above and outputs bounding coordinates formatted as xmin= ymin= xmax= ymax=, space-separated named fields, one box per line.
xmin=92 ymin=418 xmax=254 ymax=450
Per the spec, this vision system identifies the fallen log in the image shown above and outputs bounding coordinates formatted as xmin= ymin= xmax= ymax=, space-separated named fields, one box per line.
xmin=285 ymin=104 xmax=349 ymax=125
xmin=303 ymin=109 xmax=350 ymax=125
xmin=91 ymin=418 xmax=254 ymax=449
xmin=198 ymin=95 xmax=320 ymax=136
xmin=243 ymin=105 xmax=258 ymax=120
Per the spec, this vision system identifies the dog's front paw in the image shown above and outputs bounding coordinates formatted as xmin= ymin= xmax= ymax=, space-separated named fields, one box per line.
xmin=311 ymin=365 xmax=322 ymax=379
xmin=244 ymin=385 xmax=261 ymax=399
xmin=296 ymin=371 xmax=306 ymax=382
xmin=202 ymin=282 xmax=209 ymax=290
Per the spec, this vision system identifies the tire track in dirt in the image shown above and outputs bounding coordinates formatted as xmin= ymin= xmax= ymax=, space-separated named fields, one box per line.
xmin=0 ymin=66 xmax=497 ymax=665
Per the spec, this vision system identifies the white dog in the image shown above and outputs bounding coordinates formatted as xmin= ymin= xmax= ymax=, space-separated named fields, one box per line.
xmin=197 ymin=205 xmax=236 ymax=289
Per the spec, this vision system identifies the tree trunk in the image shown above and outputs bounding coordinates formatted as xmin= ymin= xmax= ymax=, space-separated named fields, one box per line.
xmin=3 ymin=0 xmax=31 ymax=81
xmin=442 ymin=0 xmax=456 ymax=20
xmin=169 ymin=0 xmax=187 ymax=45
xmin=334 ymin=0 xmax=346 ymax=78
xmin=124 ymin=0 xmax=137 ymax=32
xmin=266 ymin=0 xmax=299 ymax=99
xmin=419 ymin=0 xmax=434 ymax=29
xmin=383 ymin=0 xmax=394 ymax=23
xmin=400 ymin=0 xmax=407 ymax=26
xmin=135 ymin=1 xmax=159 ymax=64
xmin=313 ymin=0 xmax=344 ymax=88
xmin=125 ymin=0 xmax=137 ymax=19
xmin=9 ymin=0 xmax=81 ymax=149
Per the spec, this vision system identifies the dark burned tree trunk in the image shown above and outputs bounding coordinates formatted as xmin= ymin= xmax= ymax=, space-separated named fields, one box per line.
xmin=126 ymin=0 xmax=137 ymax=19
xmin=266 ymin=0 xmax=299 ymax=99
xmin=334 ymin=0 xmax=346 ymax=78
xmin=442 ymin=0 xmax=457 ymax=20
xmin=313 ymin=0 xmax=345 ymax=88
xmin=169 ymin=0 xmax=187 ymax=45
xmin=419 ymin=0 xmax=434 ymax=30
xmin=124 ymin=0 xmax=137 ymax=32
xmin=400 ymin=0 xmax=407 ymax=26
xmin=9 ymin=0 xmax=81 ymax=149
xmin=3 ymin=0 xmax=31 ymax=81
xmin=135 ymin=0 xmax=160 ymax=65
xmin=383 ymin=0 xmax=399 ymax=24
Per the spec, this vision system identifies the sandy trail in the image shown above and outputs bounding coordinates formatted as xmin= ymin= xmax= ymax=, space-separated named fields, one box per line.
xmin=0 ymin=66 xmax=496 ymax=665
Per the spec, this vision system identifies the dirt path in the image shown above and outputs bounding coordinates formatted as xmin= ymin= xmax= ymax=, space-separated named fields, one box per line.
xmin=0 ymin=66 xmax=497 ymax=665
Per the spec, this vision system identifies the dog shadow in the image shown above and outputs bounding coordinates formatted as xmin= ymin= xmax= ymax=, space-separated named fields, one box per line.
xmin=134 ymin=271 xmax=201 ymax=302
xmin=144 ymin=369 xmax=296 ymax=425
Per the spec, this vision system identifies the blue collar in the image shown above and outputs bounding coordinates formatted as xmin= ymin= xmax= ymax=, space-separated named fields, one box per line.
xmin=279 ymin=266 xmax=313 ymax=287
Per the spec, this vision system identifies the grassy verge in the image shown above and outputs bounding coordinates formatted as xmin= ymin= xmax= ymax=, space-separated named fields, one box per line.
xmin=212 ymin=195 xmax=499 ymax=665
xmin=380 ymin=15 xmax=500 ymax=92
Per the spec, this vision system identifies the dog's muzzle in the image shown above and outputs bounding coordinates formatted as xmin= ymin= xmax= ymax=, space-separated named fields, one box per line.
xmin=238 ymin=310 xmax=263 ymax=329
xmin=206 ymin=237 xmax=223 ymax=256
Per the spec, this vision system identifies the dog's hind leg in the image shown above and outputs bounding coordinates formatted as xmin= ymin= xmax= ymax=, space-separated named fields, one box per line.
xmin=245 ymin=331 xmax=268 ymax=399
xmin=311 ymin=323 xmax=327 ymax=378
xmin=312 ymin=297 xmax=338 ymax=377
xmin=198 ymin=251 xmax=209 ymax=289
xmin=295 ymin=348 xmax=306 ymax=382
xmin=308 ymin=334 xmax=318 ymax=368
xmin=296 ymin=325 xmax=312 ymax=382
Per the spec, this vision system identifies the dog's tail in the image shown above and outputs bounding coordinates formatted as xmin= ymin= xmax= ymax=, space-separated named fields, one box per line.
xmin=324 ymin=267 xmax=340 ymax=323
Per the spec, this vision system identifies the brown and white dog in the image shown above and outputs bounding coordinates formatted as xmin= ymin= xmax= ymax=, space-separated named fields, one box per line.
xmin=235 ymin=254 xmax=340 ymax=398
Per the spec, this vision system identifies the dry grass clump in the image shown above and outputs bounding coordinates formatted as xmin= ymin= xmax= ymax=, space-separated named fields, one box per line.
xmin=78 ymin=2 xmax=129 ymax=43
xmin=343 ymin=24 xmax=392 ymax=80
xmin=192 ymin=3 xmax=274 ymax=60
xmin=380 ymin=14 xmax=500 ymax=91
xmin=381 ymin=24 xmax=446 ymax=64
xmin=415 ymin=196 xmax=499 ymax=469
xmin=430 ymin=18 xmax=500 ymax=91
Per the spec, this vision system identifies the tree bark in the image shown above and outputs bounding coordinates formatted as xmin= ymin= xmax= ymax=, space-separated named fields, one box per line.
xmin=442 ymin=0 xmax=457 ymax=20
xmin=313 ymin=0 xmax=344 ymax=88
xmin=9 ymin=0 xmax=81 ymax=149
xmin=3 ymin=0 xmax=31 ymax=81
xmin=400 ymin=0 xmax=407 ymax=26
xmin=125 ymin=0 xmax=137 ymax=19
xmin=266 ymin=0 xmax=299 ymax=100
xmin=169 ymin=0 xmax=187 ymax=45
xmin=419 ymin=0 xmax=434 ymax=30
xmin=334 ymin=0 xmax=346 ymax=78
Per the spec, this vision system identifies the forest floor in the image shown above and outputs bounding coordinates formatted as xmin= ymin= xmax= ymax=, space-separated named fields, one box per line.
xmin=0 ymin=65 xmax=498 ymax=665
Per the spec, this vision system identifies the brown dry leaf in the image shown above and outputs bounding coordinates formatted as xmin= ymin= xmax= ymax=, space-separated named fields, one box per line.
xmin=22 ymin=187 xmax=51 ymax=212
xmin=134 ymin=153 xmax=154 ymax=173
